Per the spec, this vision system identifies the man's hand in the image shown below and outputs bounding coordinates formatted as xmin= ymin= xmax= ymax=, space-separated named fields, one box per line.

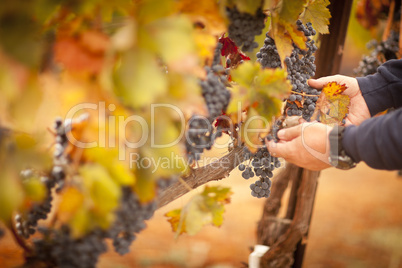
xmin=267 ymin=122 xmax=332 ymax=171
xmin=308 ymin=75 xmax=371 ymax=126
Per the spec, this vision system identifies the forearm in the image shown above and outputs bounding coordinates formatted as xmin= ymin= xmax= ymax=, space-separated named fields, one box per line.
xmin=356 ymin=59 xmax=402 ymax=116
xmin=342 ymin=108 xmax=402 ymax=170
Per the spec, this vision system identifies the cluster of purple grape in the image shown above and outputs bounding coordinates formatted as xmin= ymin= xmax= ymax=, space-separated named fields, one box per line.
xmin=354 ymin=31 xmax=399 ymax=76
xmin=186 ymin=43 xmax=231 ymax=163
xmin=28 ymin=174 xmax=176 ymax=267
xmin=226 ymin=6 xmax=266 ymax=52
xmin=257 ymin=20 xmax=320 ymax=121
xmin=238 ymin=146 xmax=280 ymax=198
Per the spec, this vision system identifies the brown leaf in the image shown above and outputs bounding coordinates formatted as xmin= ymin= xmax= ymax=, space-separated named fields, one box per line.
xmin=54 ymin=30 xmax=110 ymax=74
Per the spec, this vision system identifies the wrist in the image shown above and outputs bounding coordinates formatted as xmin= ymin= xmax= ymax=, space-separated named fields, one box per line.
xmin=328 ymin=125 xmax=356 ymax=170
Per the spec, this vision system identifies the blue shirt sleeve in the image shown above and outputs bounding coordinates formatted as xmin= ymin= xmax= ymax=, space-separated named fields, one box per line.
xmin=356 ymin=59 xmax=402 ymax=116
xmin=342 ymin=108 xmax=402 ymax=170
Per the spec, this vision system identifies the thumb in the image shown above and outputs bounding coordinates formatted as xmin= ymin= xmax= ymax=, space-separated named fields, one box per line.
xmin=277 ymin=124 xmax=302 ymax=141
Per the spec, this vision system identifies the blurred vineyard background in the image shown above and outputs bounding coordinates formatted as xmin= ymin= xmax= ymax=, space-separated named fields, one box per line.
xmin=1 ymin=0 xmax=402 ymax=267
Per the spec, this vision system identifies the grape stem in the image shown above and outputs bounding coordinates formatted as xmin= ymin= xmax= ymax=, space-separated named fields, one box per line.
xmin=290 ymin=90 xmax=319 ymax=97
xmin=7 ymin=220 xmax=33 ymax=254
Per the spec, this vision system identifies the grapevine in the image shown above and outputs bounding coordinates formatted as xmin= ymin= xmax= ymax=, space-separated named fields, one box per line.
xmin=236 ymin=20 xmax=319 ymax=199
xmin=0 ymin=0 xmax=333 ymax=267
xmin=354 ymin=31 xmax=399 ymax=76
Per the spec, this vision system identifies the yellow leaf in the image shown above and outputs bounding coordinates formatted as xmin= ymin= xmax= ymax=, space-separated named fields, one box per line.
xmin=232 ymin=0 xmax=262 ymax=14
xmin=311 ymin=82 xmax=350 ymax=125
xmin=271 ymin=17 xmax=307 ymax=64
xmin=301 ymin=0 xmax=331 ymax=34
xmin=279 ymin=0 xmax=309 ymax=23
xmin=79 ymin=164 xmax=121 ymax=215
xmin=165 ymin=185 xmax=232 ymax=237
xmin=253 ymin=93 xmax=284 ymax=122
xmin=226 ymin=84 xmax=248 ymax=123
xmin=58 ymin=187 xmax=85 ymax=223
xmin=114 ymin=49 xmax=168 ymax=109
xmin=228 ymin=61 xmax=291 ymax=124
xmin=193 ymin=30 xmax=217 ymax=62
xmin=145 ymin=16 xmax=195 ymax=64
xmin=14 ymin=133 xmax=36 ymax=150
xmin=0 ymin=170 xmax=23 ymax=221
xmin=136 ymin=0 xmax=177 ymax=24
xmin=138 ymin=107 xmax=187 ymax=179
xmin=255 ymin=67 xmax=292 ymax=99
xmin=241 ymin=107 xmax=268 ymax=153
xmin=133 ymin=164 xmax=157 ymax=203
xmin=22 ymin=176 xmax=46 ymax=203
xmin=322 ymin=81 xmax=348 ymax=97
xmin=165 ymin=208 xmax=184 ymax=233
xmin=84 ymin=147 xmax=135 ymax=186
xmin=201 ymin=186 xmax=232 ymax=205
xmin=185 ymin=195 xmax=212 ymax=235
xmin=283 ymin=21 xmax=307 ymax=50
xmin=69 ymin=207 xmax=91 ymax=238
xmin=178 ymin=0 xmax=226 ymax=35
xmin=263 ymin=0 xmax=280 ymax=10
xmin=231 ymin=61 xmax=260 ymax=88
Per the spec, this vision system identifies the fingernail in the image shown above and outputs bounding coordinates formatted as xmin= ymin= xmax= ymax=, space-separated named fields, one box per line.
xmin=277 ymin=129 xmax=285 ymax=139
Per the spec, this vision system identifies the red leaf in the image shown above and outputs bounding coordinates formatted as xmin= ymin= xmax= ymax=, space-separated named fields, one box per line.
xmin=219 ymin=36 xmax=238 ymax=57
xmin=218 ymin=36 xmax=250 ymax=65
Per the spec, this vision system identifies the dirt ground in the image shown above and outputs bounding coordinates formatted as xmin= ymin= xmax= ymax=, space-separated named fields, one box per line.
xmin=1 ymin=161 xmax=402 ymax=268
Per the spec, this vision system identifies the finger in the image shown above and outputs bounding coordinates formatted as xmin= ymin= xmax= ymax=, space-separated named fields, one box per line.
xmin=266 ymin=140 xmax=291 ymax=159
xmin=308 ymin=75 xmax=340 ymax=89
xmin=277 ymin=124 xmax=302 ymax=141
xmin=344 ymin=117 xmax=353 ymax=127
xmin=299 ymin=118 xmax=307 ymax=124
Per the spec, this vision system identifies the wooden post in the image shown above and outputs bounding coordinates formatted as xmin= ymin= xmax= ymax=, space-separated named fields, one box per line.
xmin=315 ymin=0 xmax=354 ymax=77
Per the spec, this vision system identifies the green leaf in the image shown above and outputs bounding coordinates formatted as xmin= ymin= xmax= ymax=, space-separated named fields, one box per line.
xmin=58 ymin=186 xmax=85 ymax=224
xmin=229 ymin=61 xmax=291 ymax=121
xmin=165 ymin=185 xmax=233 ymax=237
xmin=279 ymin=0 xmax=308 ymax=23
xmin=263 ymin=0 xmax=280 ymax=10
xmin=114 ymin=49 xmax=168 ymax=109
xmin=84 ymin=147 xmax=135 ymax=186
xmin=22 ymin=176 xmax=47 ymax=203
xmin=145 ymin=16 xmax=195 ymax=65
xmin=231 ymin=0 xmax=262 ymax=14
xmin=133 ymin=161 xmax=157 ymax=203
xmin=231 ymin=61 xmax=261 ymax=88
xmin=80 ymin=164 xmax=121 ymax=215
xmin=57 ymin=163 xmax=122 ymax=236
xmin=136 ymin=0 xmax=176 ymax=24
xmin=254 ymin=66 xmax=293 ymax=98
xmin=229 ymin=62 xmax=291 ymax=151
xmin=0 ymin=12 xmax=43 ymax=68
xmin=0 ymin=170 xmax=23 ymax=222
xmin=300 ymin=0 xmax=331 ymax=34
